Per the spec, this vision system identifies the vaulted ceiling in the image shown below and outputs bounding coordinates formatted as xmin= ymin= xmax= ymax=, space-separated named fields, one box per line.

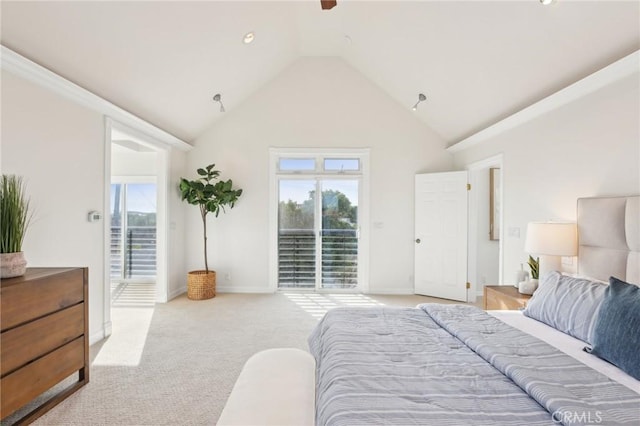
xmin=1 ymin=1 xmax=638 ymax=145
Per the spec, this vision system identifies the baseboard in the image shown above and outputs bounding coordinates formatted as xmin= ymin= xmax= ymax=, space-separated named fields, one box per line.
xmin=89 ymin=332 xmax=104 ymax=346
xmin=89 ymin=320 xmax=112 ymax=346
xmin=367 ymin=287 xmax=414 ymax=295
xmin=168 ymin=286 xmax=187 ymax=301
xmin=178 ymin=285 xmax=413 ymax=295
xmin=216 ymin=285 xmax=273 ymax=294
xmin=168 ymin=285 xmax=273 ymax=296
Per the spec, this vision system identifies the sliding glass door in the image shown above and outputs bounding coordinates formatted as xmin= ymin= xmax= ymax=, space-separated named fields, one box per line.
xmin=321 ymin=180 xmax=358 ymax=289
xmin=278 ymin=178 xmax=359 ymax=290
xmin=278 ymin=180 xmax=316 ymax=288
xmin=110 ymin=183 xmax=157 ymax=282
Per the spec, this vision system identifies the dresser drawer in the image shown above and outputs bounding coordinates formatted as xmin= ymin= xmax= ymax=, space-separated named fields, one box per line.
xmin=1 ymin=303 xmax=84 ymax=376
xmin=1 ymin=268 xmax=84 ymax=331
xmin=1 ymin=336 xmax=85 ymax=418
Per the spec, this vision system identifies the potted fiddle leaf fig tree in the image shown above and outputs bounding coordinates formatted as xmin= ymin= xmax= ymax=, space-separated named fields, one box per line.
xmin=1 ymin=175 xmax=32 ymax=278
xmin=180 ymin=164 xmax=242 ymax=300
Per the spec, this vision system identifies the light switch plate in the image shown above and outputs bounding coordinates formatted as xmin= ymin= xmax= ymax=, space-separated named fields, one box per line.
xmin=508 ymin=227 xmax=520 ymax=238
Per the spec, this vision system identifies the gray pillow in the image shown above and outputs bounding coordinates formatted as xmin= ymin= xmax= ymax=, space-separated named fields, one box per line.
xmin=585 ymin=277 xmax=640 ymax=380
xmin=523 ymin=271 xmax=607 ymax=343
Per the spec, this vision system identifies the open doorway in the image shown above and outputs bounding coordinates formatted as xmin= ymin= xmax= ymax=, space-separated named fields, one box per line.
xmin=467 ymin=155 xmax=503 ymax=302
xmin=103 ymin=120 xmax=170 ymax=346
xmin=108 ymin=134 xmax=159 ymax=353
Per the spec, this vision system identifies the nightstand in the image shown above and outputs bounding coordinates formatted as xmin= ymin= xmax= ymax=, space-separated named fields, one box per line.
xmin=483 ymin=285 xmax=532 ymax=310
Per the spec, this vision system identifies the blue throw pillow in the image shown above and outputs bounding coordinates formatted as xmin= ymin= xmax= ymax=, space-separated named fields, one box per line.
xmin=585 ymin=277 xmax=640 ymax=380
xmin=523 ymin=271 xmax=607 ymax=343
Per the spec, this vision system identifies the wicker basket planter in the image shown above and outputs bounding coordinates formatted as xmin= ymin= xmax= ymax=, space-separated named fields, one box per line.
xmin=187 ymin=270 xmax=216 ymax=300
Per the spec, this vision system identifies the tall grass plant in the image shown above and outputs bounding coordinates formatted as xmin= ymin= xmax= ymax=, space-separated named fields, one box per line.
xmin=1 ymin=175 xmax=32 ymax=253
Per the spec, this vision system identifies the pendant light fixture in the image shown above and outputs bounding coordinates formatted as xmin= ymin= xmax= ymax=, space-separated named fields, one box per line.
xmin=213 ymin=93 xmax=226 ymax=112
xmin=412 ymin=93 xmax=426 ymax=111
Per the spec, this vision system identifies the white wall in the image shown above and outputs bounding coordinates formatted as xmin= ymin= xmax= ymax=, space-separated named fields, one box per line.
xmin=186 ymin=57 xmax=452 ymax=294
xmin=111 ymin=146 xmax=157 ymax=177
xmin=453 ymin=73 xmax=640 ymax=285
xmin=1 ymin=69 xmax=190 ymax=341
xmin=1 ymin=70 xmax=106 ymax=342
xmin=167 ymin=148 xmax=188 ymax=299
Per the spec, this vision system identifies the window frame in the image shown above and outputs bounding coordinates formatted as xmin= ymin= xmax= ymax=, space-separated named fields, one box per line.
xmin=276 ymin=152 xmax=363 ymax=175
xmin=269 ymin=148 xmax=370 ymax=293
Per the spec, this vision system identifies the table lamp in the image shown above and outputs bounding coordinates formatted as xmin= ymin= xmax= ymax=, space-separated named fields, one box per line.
xmin=525 ymin=222 xmax=578 ymax=279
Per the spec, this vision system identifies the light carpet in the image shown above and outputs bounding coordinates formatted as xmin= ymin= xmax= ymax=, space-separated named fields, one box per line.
xmin=18 ymin=292 xmax=480 ymax=425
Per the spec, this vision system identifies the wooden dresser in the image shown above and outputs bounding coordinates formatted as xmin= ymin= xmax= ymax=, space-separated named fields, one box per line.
xmin=1 ymin=267 xmax=89 ymax=424
xmin=483 ymin=285 xmax=532 ymax=310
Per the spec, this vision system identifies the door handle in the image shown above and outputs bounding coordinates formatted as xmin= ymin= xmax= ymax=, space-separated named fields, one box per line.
xmin=415 ymin=238 xmax=421 ymax=244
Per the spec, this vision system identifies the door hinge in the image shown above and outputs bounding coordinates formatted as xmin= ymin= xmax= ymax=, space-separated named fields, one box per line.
xmin=466 ymin=282 xmax=471 ymax=289
xmin=467 ymin=183 xmax=471 ymax=191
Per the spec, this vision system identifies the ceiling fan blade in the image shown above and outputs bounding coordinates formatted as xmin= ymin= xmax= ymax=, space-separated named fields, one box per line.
xmin=321 ymin=0 xmax=337 ymax=10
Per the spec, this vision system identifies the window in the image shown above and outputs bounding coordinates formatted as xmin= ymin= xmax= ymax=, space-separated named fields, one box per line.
xmin=323 ymin=158 xmax=360 ymax=172
xmin=278 ymin=158 xmax=315 ymax=172
xmin=277 ymin=156 xmax=361 ymax=173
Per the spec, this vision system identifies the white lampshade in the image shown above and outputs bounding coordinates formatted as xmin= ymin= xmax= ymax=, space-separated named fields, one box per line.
xmin=525 ymin=222 xmax=577 ymax=256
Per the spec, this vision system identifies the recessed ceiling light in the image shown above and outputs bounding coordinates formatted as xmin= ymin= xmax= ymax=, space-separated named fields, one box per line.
xmin=540 ymin=0 xmax=554 ymax=5
xmin=243 ymin=32 xmax=255 ymax=44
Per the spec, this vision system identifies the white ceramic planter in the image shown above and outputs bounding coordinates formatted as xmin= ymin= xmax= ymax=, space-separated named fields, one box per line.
xmin=0 ymin=251 xmax=27 ymax=278
xmin=518 ymin=278 xmax=539 ymax=295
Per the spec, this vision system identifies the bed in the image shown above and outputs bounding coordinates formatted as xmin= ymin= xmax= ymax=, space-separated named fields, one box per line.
xmin=308 ymin=195 xmax=640 ymax=426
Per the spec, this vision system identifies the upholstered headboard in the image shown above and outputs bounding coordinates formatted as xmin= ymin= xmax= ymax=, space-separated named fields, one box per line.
xmin=577 ymin=195 xmax=640 ymax=285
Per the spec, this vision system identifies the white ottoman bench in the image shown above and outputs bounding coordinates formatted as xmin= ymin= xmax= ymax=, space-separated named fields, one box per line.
xmin=217 ymin=348 xmax=316 ymax=426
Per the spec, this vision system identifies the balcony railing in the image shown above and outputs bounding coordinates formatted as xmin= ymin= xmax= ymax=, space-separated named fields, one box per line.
xmin=279 ymin=230 xmax=316 ymax=288
xmin=322 ymin=229 xmax=358 ymax=288
xmin=111 ymin=226 xmax=156 ymax=280
xmin=278 ymin=229 xmax=357 ymax=289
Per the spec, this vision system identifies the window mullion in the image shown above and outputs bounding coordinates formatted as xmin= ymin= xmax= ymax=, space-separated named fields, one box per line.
xmin=315 ymin=179 xmax=322 ymax=291
xmin=120 ymin=184 xmax=127 ymax=281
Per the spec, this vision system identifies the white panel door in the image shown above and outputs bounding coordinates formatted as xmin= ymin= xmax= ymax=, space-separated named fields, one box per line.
xmin=414 ymin=171 xmax=468 ymax=301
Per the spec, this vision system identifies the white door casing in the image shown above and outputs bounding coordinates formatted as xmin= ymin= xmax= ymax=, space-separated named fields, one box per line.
xmin=414 ymin=171 xmax=468 ymax=301
xmin=466 ymin=154 xmax=504 ymax=302
xmin=105 ymin=119 xmax=169 ymax=307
